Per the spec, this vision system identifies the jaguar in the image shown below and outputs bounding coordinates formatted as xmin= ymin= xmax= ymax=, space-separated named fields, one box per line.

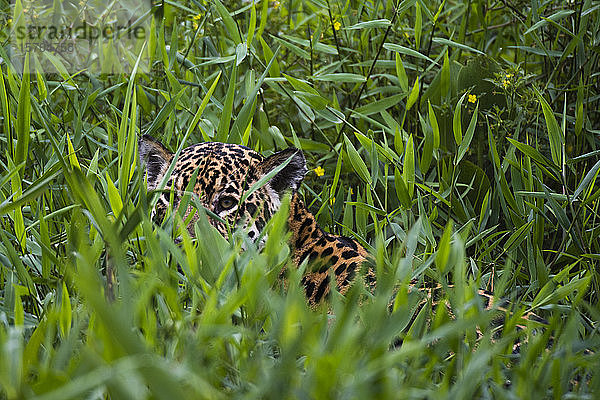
xmin=138 ymin=135 xmax=373 ymax=305
xmin=138 ymin=135 xmax=548 ymax=335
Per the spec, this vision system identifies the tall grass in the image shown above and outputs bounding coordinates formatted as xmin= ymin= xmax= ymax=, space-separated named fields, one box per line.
xmin=1 ymin=0 xmax=599 ymax=398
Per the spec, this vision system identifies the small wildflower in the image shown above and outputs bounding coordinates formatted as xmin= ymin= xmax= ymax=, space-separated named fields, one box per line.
xmin=333 ymin=21 xmax=341 ymax=31
xmin=502 ymin=79 xmax=510 ymax=89
xmin=314 ymin=166 xmax=325 ymax=177
xmin=505 ymin=73 xmax=513 ymax=79
xmin=193 ymin=13 xmax=203 ymax=20
xmin=273 ymin=1 xmax=280 ymax=8
xmin=468 ymin=94 xmax=477 ymax=103
xmin=329 ymin=197 xmax=336 ymax=205
xmin=349 ymin=187 xmax=354 ymax=195
xmin=403 ymin=32 xmax=410 ymax=39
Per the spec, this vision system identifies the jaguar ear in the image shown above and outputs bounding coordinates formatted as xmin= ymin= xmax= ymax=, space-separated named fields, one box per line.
xmin=138 ymin=135 xmax=173 ymax=190
xmin=259 ymin=148 xmax=307 ymax=193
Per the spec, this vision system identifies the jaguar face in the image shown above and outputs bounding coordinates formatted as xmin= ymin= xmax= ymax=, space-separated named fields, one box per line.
xmin=138 ymin=135 xmax=307 ymax=241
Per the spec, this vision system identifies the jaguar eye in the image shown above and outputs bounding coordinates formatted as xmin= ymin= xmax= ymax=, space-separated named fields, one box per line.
xmin=218 ymin=196 xmax=236 ymax=211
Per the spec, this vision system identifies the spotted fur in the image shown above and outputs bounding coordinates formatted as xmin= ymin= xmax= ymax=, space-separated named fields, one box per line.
xmin=139 ymin=135 xmax=371 ymax=305
xmin=288 ymin=193 xmax=374 ymax=304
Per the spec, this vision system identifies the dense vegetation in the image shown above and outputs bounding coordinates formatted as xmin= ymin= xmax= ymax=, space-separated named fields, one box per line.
xmin=1 ymin=0 xmax=599 ymax=398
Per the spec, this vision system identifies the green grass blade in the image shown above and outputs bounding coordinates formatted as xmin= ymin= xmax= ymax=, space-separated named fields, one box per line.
xmin=15 ymin=53 xmax=31 ymax=170
xmin=213 ymin=0 xmax=243 ymax=44
xmin=403 ymin=134 xmax=415 ymax=198
xmin=455 ymin=102 xmax=478 ymax=164
xmin=217 ymin=63 xmax=237 ymax=142
xmin=453 ymin=92 xmax=467 ymax=146
xmin=537 ymin=92 xmax=564 ymax=168
xmin=344 ymin=134 xmax=372 ymax=185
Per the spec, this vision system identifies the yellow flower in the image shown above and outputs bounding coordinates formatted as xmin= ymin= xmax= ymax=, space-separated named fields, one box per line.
xmin=314 ymin=166 xmax=325 ymax=177
xmin=349 ymin=187 xmax=354 ymax=195
xmin=334 ymin=21 xmax=341 ymax=31
xmin=193 ymin=12 xmax=203 ymax=20
xmin=273 ymin=1 xmax=280 ymax=8
xmin=329 ymin=197 xmax=335 ymax=205
xmin=468 ymin=94 xmax=477 ymax=103
xmin=502 ymin=79 xmax=510 ymax=89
